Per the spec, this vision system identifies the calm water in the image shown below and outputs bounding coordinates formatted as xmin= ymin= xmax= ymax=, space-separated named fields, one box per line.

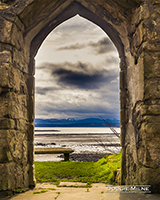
xmin=34 ymin=127 xmax=120 ymax=150
xmin=35 ymin=127 xmax=120 ymax=134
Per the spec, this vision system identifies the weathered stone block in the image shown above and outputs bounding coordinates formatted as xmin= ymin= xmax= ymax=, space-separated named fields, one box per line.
xmin=13 ymin=48 xmax=29 ymax=74
xmin=0 ymin=118 xmax=15 ymax=129
xmin=140 ymin=122 xmax=160 ymax=140
xmin=137 ymin=145 xmax=145 ymax=164
xmin=0 ymin=92 xmax=29 ymax=120
xmin=6 ymin=130 xmax=28 ymax=164
xmin=151 ymin=0 xmax=160 ymax=5
xmin=144 ymin=79 xmax=160 ymax=99
xmin=146 ymin=168 xmax=160 ymax=193
xmin=23 ymin=164 xmax=30 ymax=188
xmin=0 ymin=164 xmax=8 ymax=190
xmin=0 ymin=17 xmax=13 ymax=44
xmin=138 ymin=165 xmax=160 ymax=191
xmin=10 ymin=23 xmax=24 ymax=51
xmin=142 ymin=41 xmax=160 ymax=51
xmin=0 ymin=63 xmax=11 ymax=88
xmin=0 ymin=161 xmax=29 ymax=190
xmin=0 ymin=139 xmax=9 ymax=163
xmin=131 ymin=4 xmax=150 ymax=30
xmin=143 ymin=115 xmax=160 ymax=123
xmin=132 ymin=22 xmax=143 ymax=48
xmin=0 ymin=50 xmax=12 ymax=64
xmin=143 ymin=52 xmax=160 ymax=79
xmin=154 ymin=5 xmax=160 ymax=15
xmin=139 ymin=122 xmax=160 ymax=169
xmin=0 ymin=11 xmax=25 ymax=32
xmin=0 ymin=93 xmax=11 ymax=118
xmin=0 ymin=129 xmax=8 ymax=139
xmin=0 ymin=130 xmax=13 ymax=163
xmin=11 ymin=93 xmax=28 ymax=119
xmin=16 ymin=119 xmax=29 ymax=132
xmin=141 ymin=104 xmax=160 ymax=115
xmin=15 ymin=165 xmax=24 ymax=188
xmin=6 ymin=65 xmax=27 ymax=93
xmin=132 ymin=19 xmax=159 ymax=54
xmin=0 ymin=63 xmax=30 ymax=94
xmin=126 ymin=56 xmax=144 ymax=104
xmin=7 ymin=162 xmax=16 ymax=190
xmin=143 ymin=18 xmax=160 ymax=41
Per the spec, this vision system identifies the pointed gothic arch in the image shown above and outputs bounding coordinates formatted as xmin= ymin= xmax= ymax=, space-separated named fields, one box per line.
xmin=0 ymin=0 xmax=160 ymax=193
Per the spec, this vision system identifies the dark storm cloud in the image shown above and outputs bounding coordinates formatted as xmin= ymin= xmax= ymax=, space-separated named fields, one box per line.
xmin=35 ymin=61 xmax=120 ymax=119
xmin=56 ymin=37 xmax=116 ymax=54
xmin=54 ymin=69 xmax=103 ymax=89
xmin=49 ymin=61 xmax=118 ymax=89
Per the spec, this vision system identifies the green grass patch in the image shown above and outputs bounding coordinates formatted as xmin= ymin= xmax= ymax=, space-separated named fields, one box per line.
xmin=33 ymin=190 xmax=48 ymax=194
xmin=94 ymin=151 xmax=121 ymax=184
xmin=48 ymin=188 xmax=56 ymax=190
xmin=35 ymin=152 xmax=121 ymax=185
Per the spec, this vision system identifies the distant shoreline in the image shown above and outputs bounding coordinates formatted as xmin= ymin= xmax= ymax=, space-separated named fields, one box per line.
xmin=35 ymin=117 xmax=120 ymax=128
xmin=35 ymin=125 xmax=120 ymax=128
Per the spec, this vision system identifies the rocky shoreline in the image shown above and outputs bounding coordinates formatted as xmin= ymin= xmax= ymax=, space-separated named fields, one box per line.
xmin=34 ymin=142 xmax=121 ymax=162
xmin=34 ymin=129 xmax=121 ymax=162
xmin=59 ymin=152 xmax=109 ymax=162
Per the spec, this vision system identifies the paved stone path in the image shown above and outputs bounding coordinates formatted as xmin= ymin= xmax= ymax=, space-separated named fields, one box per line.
xmin=9 ymin=183 xmax=160 ymax=200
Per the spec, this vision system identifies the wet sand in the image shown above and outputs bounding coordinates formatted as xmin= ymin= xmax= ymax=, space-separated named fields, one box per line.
xmin=34 ymin=132 xmax=121 ymax=161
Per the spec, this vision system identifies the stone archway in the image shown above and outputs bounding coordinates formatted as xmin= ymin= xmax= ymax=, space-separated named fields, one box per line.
xmin=0 ymin=0 xmax=160 ymax=193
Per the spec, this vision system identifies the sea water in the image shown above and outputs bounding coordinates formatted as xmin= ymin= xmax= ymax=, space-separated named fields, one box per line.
xmin=35 ymin=127 xmax=120 ymax=134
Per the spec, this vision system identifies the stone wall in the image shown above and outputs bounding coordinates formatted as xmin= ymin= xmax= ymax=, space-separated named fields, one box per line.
xmin=122 ymin=0 xmax=160 ymax=192
xmin=0 ymin=0 xmax=160 ymax=193
xmin=0 ymin=3 xmax=35 ymax=191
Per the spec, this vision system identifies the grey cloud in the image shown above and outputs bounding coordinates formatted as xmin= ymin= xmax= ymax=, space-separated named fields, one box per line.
xmin=89 ymin=37 xmax=116 ymax=54
xmin=57 ymin=43 xmax=86 ymax=50
xmin=36 ymin=100 xmax=119 ymax=119
xmin=50 ymin=62 xmax=118 ymax=89
xmin=35 ymin=87 xmax=59 ymax=95
xmin=105 ymin=56 xmax=120 ymax=65
xmin=56 ymin=37 xmax=116 ymax=54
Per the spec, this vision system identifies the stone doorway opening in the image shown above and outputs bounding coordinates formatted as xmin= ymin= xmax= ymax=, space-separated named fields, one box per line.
xmin=0 ymin=1 xmax=127 ymax=191
xmin=1 ymin=0 xmax=160 ymax=193
xmin=34 ymin=14 xmax=121 ymax=162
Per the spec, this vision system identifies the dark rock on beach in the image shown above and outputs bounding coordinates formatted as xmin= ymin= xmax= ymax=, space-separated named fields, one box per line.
xmin=59 ymin=152 xmax=109 ymax=162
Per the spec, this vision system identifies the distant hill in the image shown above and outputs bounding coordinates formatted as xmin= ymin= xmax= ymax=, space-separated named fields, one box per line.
xmin=34 ymin=118 xmax=120 ymax=127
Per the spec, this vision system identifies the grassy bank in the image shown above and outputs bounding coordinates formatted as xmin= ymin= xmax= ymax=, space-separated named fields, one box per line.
xmin=35 ymin=151 xmax=121 ymax=185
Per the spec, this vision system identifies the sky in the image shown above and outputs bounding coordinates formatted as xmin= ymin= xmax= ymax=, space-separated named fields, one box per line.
xmin=35 ymin=15 xmax=120 ymax=120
